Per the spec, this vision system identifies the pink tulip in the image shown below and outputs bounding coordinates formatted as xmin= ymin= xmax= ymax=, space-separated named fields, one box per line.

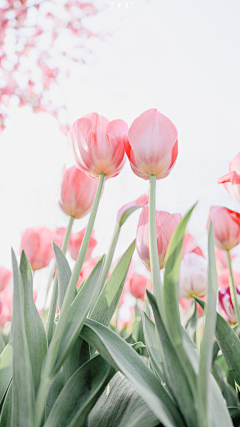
xmin=77 ymin=256 xmax=100 ymax=287
xmin=129 ymin=273 xmax=148 ymax=300
xmin=0 ymin=267 xmax=12 ymax=292
xmin=136 ymin=206 xmax=181 ymax=269
xmin=215 ymin=247 xmax=236 ymax=271
xmin=218 ymin=152 xmax=240 ymax=203
xmin=124 ymin=109 xmax=178 ymax=180
xmin=68 ymin=112 xmax=128 ymax=179
xmin=69 ymin=228 xmax=97 ymax=261
xmin=179 ymin=253 xmax=208 ymax=298
xmin=207 ymin=206 xmax=240 ymax=250
xmin=179 ymin=295 xmax=205 ymax=318
xmin=182 ymin=233 xmax=204 ymax=258
xmin=58 ymin=165 xmax=98 ymax=219
xmin=117 ymin=194 xmax=149 ymax=225
xmin=218 ymin=269 xmax=240 ymax=289
xmin=218 ymin=286 xmax=240 ymax=324
xmin=20 ymin=227 xmax=62 ymax=271
xmin=0 ymin=288 xmax=13 ymax=327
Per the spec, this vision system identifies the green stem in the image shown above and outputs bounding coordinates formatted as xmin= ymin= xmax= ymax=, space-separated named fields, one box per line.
xmin=149 ymin=175 xmax=162 ymax=311
xmin=46 ymin=215 xmax=74 ymax=345
xmin=227 ymin=249 xmax=240 ymax=326
xmin=98 ymin=223 xmax=120 ymax=291
xmin=115 ymin=301 xmax=120 ymax=333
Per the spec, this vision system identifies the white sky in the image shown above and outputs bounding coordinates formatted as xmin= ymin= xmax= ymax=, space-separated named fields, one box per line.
xmin=1 ymin=0 xmax=240 ymax=308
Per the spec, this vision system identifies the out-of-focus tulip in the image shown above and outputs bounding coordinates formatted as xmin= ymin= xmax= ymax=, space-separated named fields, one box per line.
xmin=218 ymin=286 xmax=240 ymax=324
xmin=117 ymin=194 xmax=149 ymax=226
xmin=0 ymin=288 xmax=13 ymax=327
xmin=136 ymin=206 xmax=181 ymax=269
xmin=69 ymin=229 xmax=97 ymax=261
xmin=20 ymin=227 xmax=62 ymax=271
xmin=218 ymin=152 xmax=240 ymax=203
xmin=76 ymin=257 xmax=100 ymax=287
xmin=179 ymin=253 xmax=208 ymax=298
xmin=0 ymin=267 xmax=12 ymax=292
xmin=218 ymin=269 xmax=240 ymax=289
xmin=179 ymin=295 xmax=205 ymax=318
xmin=207 ymin=206 xmax=240 ymax=250
xmin=68 ymin=112 xmax=128 ymax=179
xmin=129 ymin=273 xmax=148 ymax=300
xmin=58 ymin=165 xmax=98 ymax=219
xmin=182 ymin=233 xmax=204 ymax=258
xmin=124 ymin=109 xmax=178 ymax=180
xmin=215 ymin=247 xmax=236 ymax=271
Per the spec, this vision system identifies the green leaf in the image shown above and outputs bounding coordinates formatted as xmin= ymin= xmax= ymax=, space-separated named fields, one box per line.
xmin=0 ymin=382 xmax=12 ymax=427
xmin=212 ymin=362 xmax=239 ymax=408
xmin=228 ymin=407 xmax=240 ymax=427
xmin=142 ymin=312 xmax=164 ymax=382
xmin=80 ymin=319 xmax=186 ymax=427
xmin=195 ymin=297 xmax=240 ymax=386
xmin=20 ymin=251 xmax=48 ymax=393
xmin=53 ymin=244 xmax=74 ymax=311
xmin=0 ymin=344 xmax=12 ymax=406
xmin=11 ymin=248 xmax=34 ymax=427
xmin=44 ymin=355 xmax=115 ymax=427
xmin=89 ymin=372 xmax=159 ymax=427
xmin=90 ymin=241 xmax=135 ymax=326
xmin=45 ymin=370 xmax=64 ymax=420
xmin=147 ymin=291 xmax=198 ymax=427
xmin=197 ymin=220 xmax=218 ymax=427
xmin=0 ymin=332 xmax=6 ymax=354
xmin=49 ymin=256 xmax=105 ymax=377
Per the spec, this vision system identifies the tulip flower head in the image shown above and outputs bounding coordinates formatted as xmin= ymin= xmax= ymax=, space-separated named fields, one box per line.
xmin=124 ymin=109 xmax=178 ymax=180
xmin=69 ymin=228 xmax=97 ymax=261
xmin=68 ymin=112 xmax=128 ymax=179
xmin=218 ymin=152 xmax=240 ymax=203
xmin=218 ymin=286 xmax=240 ymax=324
xmin=179 ymin=253 xmax=208 ymax=298
xmin=136 ymin=206 xmax=181 ymax=269
xmin=58 ymin=165 xmax=98 ymax=219
xmin=129 ymin=273 xmax=148 ymax=300
xmin=0 ymin=267 xmax=12 ymax=292
xmin=215 ymin=247 xmax=236 ymax=271
xmin=218 ymin=269 xmax=240 ymax=289
xmin=207 ymin=206 xmax=240 ymax=250
xmin=182 ymin=233 xmax=204 ymax=258
xmin=117 ymin=193 xmax=149 ymax=226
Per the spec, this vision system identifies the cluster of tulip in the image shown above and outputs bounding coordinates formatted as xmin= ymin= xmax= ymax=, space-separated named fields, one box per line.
xmin=1 ymin=110 xmax=240 ymax=334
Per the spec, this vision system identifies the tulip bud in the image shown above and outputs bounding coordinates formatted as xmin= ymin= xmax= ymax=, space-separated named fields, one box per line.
xmin=58 ymin=165 xmax=98 ymax=219
xmin=136 ymin=206 xmax=181 ymax=269
xmin=179 ymin=253 xmax=208 ymax=298
xmin=68 ymin=112 xmax=128 ymax=179
xmin=124 ymin=109 xmax=178 ymax=180
xmin=218 ymin=286 xmax=240 ymax=324
xmin=207 ymin=206 xmax=240 ymax=250
xmin=218 ymin=152 xmax=240 ymax=203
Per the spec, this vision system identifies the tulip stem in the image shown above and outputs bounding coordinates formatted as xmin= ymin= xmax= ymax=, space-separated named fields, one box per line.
xmin=149 ymin=174 xmax=163 ymax=312
xmin=226 ymin=249 xmax=240 ymax=326
xmin=46 ymin=215 xmax=74 ymax=344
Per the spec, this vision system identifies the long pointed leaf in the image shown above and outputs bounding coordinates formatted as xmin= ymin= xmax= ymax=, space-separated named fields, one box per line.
xmin=0 ymin=344 xmax=12 ymax=406
xmin=142 ymin=312 xmax=164 ymax=382
xmin=53 ymin=244 xmax=73 ymax=311
xmin=80 ymin=319 xmax=187 ymax=427
xmin=0 ymin=382 xmax=12 ymax=427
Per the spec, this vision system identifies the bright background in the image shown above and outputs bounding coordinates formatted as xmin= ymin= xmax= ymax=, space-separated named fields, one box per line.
xmin=1 ymin=0 xmax=240 ymax=308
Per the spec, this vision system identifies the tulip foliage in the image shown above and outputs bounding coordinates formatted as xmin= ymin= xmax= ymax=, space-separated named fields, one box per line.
xmin=2 ymin=110 xmax=240 ymax=427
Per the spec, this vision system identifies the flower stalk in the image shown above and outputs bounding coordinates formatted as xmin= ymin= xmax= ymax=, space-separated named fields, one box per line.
xmin=226 ymin=249 xmax=240 ymax=326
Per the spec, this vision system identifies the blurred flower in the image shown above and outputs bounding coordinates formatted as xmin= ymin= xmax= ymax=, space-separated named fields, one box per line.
xmin=129 ymin=273 xmax=148 ymax=300
xmin=207 ymin=206 xmax=240 ymax=250
xmin=58 ymin=165 xmax=98 ymax=219
xmin=68 ymin=112 xmax=127 ymax=179
xmin=218 ymin=152 xmax=240 ymax=203
xmin=215 ymin=247 xmax=236 ymax=271
xmin=20 ymin=227 xmax=62 ymax=271
xmin=218 ymin=269 xmax=240 ymax=289
xmin=124 ymin=109 xmax=178 ymax=180
xmin=77 ymin=256 xmax=100 ymax=287
xmin=69 ymin=229 xmax=97 ymax=261
xmin=218 ymin=286 xmax=240 ymax=324
xmin=136 ymin=206 xmax=181 ymax=269
xmin=179 ymin=295 xmax=205 ymax=318
xmin=179 ymin=253 xmax=208 ymax=298
xmin=117 ymin=194 xmax=149 ymax=226
xmin=0 ymin=267 xmax=12 ymax=292
xmin=0 ymin=288 xmax=13 ymax=327
xmin=182 ymin=233 xmax=204 ymax=258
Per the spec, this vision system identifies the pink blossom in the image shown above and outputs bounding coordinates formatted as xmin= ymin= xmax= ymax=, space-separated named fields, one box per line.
xmin=218 ymin=286 xmax=240 ymax=324
xmin=69 ymin=229 xmax=97 ymax=261
xmin=0 ymin=267 xmax=12 ymax=292
xmin=218 ymin=153 xmax=240 ymax=203
xmin=182 ymin=233 xmax=204 ymax=258
xmin=179 ymin=253 xmax=208 ymax=298
xmin=129 ymin=273 xmax=148 ymax=300
xmin=215 ymin=247 xmax=236 ymax=271
xmin=117 ymin=194 xmax=149 ymax=225
xmin=207 ymin=206 xmax=240 ymax=250
xmin=218 ymin=269 xmax=240 ymax=289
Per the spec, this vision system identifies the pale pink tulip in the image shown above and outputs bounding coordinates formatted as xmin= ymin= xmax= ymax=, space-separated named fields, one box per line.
xmin=58 ymin=165 xmax=98 ymax=219
xmin=0 ymin=267 xmax=12 ymax=292
xmin=182 ymin=233 xmax=204 ymax=258
xmin=218 ymin=153 xmax=240 ymax=203
xmin=117 ymin=194 xmax=149 ymax=225
xmin=0 ymin=288 xmax=13 ymax=327
xmin=20 ymin=227 xmax=62 ymax=271
xmin=179 ymin=253 xmax=208 ymax=298
xmin=218 ymin=269 xmax=240 ymax=289
xmin=68 ymin=112 xmax=127 ymax=179
xmin=69 ymin=228 xmax=97 ymax=261
xmin=129 ymin=273 xmax=148 ymax=300
xmin=207 ymin=206 xmax=240 ymax=250
xmin=77 ymin=256 xmax=100 ymax=287
xmin=215 ymin=247 xmax=236 ymax=271
xmin=218 ymin=286 xmax=240 ymax=324
xmin=136 ymin=206 xmax=181 ymax=269
xmin=124 ymin=109 xmax=178 ymax=180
